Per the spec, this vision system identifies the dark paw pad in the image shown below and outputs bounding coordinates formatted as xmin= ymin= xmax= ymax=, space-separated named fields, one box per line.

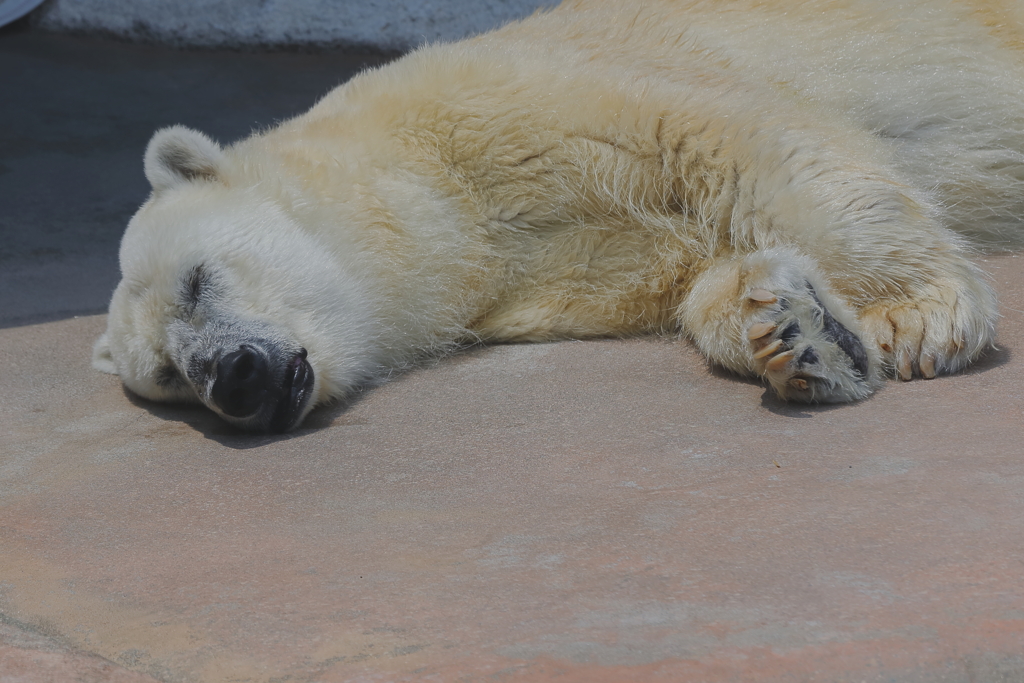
xmin=808 ymin=288 xmax=868 ymax=377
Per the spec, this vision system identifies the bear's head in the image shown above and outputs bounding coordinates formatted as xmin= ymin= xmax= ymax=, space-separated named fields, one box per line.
xmin=94 ymin=126 xmax=377 ymax=433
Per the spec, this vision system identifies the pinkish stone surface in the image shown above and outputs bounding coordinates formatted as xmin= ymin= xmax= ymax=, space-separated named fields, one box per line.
xmin=1 ymin=254 xmax=1023 ymax=682
xmin=0 ymin=620 xmax=161 ymax=683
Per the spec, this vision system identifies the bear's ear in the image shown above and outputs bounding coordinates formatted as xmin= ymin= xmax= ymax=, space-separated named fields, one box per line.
xmin=92 ymin=333 xmax=118 ymax=375
xmin=144 ymin=125 xmax=224 ymax=192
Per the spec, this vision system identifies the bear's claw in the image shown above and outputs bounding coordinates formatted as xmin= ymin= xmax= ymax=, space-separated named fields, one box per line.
xmin=748 ymin=289 xmax=778 ymax=304
xmin=753 ymin=338 xmax=785 ymax=359
xmin=747 ymin=321 xmax=776 ymax=340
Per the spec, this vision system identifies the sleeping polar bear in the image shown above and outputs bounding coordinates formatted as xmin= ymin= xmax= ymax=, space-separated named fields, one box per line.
xmin=95 ymin=0 xmax=1024 ymax=432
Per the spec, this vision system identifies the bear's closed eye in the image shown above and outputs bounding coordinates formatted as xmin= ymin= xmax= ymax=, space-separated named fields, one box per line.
xmin=180 ymin=264 xmax=210 ymax=311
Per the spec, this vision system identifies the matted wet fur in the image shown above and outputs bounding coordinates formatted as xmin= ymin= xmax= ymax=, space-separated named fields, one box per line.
xmin=96 ymin=0 xmax=1024 ymax=431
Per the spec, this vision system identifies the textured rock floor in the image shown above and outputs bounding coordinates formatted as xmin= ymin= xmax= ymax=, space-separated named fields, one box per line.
xmin=2 ymin=25 xmax=1024 ymax=683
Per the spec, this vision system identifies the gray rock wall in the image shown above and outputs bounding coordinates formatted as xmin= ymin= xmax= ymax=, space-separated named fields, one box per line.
xmin=29 ymin=0 xmax=559 ymax=51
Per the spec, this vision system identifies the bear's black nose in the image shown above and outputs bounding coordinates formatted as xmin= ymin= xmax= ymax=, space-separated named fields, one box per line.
xmin=211 ymin=346 xmax=269 ymax=417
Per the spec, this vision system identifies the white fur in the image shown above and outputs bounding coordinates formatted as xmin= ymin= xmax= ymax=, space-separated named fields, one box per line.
xmin=143 ymin=125 xmax=224 ymax=191
xmin=97 ymin=0 xmax=1023 ymax=427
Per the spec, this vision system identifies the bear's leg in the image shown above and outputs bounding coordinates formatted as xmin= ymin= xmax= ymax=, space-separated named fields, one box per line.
xmin=679 ymin=247 xmax=880 ymax=403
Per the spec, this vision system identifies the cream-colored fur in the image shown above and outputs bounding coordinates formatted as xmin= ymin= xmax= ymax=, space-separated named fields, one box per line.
xmin=97 ymin=0 xmax=1024 ymax=430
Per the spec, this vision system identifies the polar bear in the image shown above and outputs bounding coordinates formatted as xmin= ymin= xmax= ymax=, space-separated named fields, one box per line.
xmin=95 ymin=0 xmax=1024 ymax=432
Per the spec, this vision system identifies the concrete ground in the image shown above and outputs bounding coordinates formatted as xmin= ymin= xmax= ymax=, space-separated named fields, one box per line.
xmin=2 ymin=24 xmax=1024 ymax=683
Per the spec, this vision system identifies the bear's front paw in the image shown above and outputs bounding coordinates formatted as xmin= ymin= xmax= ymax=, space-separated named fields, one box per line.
xmin=745 ymin=284 xmax=874 ymax=403
xmin=858 ymin=278 xmax=996 ymax=381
